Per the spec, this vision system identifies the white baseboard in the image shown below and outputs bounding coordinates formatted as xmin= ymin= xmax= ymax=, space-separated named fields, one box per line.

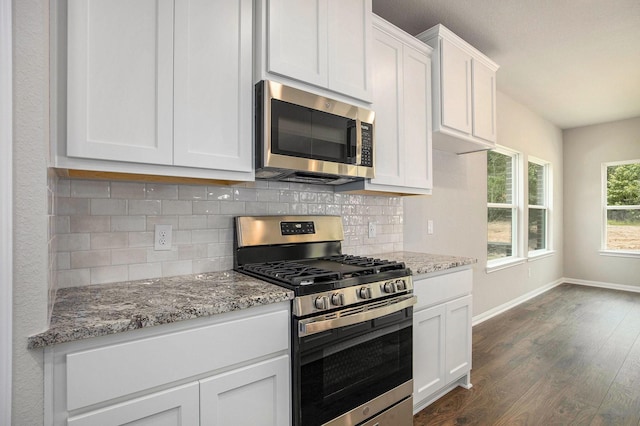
xmin=472 ymin=278 xmax=564 ymax=326
xmin=563 ymin=277 xmax=640 ymax=293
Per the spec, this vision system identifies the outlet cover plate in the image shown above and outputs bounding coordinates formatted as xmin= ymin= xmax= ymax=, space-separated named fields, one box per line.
xmin=154 ymin=224 xmax=172 ymax=251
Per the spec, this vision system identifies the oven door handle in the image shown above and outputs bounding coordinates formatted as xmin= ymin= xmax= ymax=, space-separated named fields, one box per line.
xmin=298 ymin=295 xmax=416 ymax=337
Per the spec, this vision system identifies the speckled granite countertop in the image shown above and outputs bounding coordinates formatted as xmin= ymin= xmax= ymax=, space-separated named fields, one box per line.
xmin=28 ymin=271 xmax=293 ymax=349
xmin=374 ymin=251 xmax=476 ymax=276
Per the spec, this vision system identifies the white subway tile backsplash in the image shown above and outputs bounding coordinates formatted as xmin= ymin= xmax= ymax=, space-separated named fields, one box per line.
xmin=71 ymin=180 xmax=110 ymax=198
xmin=57 ymin=269 xmax=91 ymax=288
xmin=91 ymin=265 xmax=128 ymax=285
xmin=179 ymin=185 xmax=207 ymax=200
xmin=191 ymin=229 xmax=219 ymax=244
xmin=162 ymin=260 xmax=192 ymax=277
xmin=146 ymin=184 xmax=178 ymax=200
xmin=111 ymin=215 xmax=146 ymax=232
xmin=207 ymin=186 xmax=233 ymax=200
xmin=128 ymin=231 xmax=154 ymax=247
xmin=70 ymin=216 xmax=111 ymax=233
xmin=57 ymin=233 xmax=91 ymax=251
xmin=57 ymin=198 xmax=90 ymax=215
xmin=147 ymin=247 xmax=179 ymax=263
xmin=71 ymin=250 xmax=111 ymax=269
xmin=162 ymin=200 xmax=192 ymax=215
xmin=111 ymin=182 xmax=146 ymax=199
xmin=220 ymin=201 xmax=246 ymax=214
xmin=193 ymin=201 xmax=220 ymax=214
xmin=111 ymin=248 xmax=147 ymax=265
xmin=53 ymin=178 xmax=403 ymax=289
xmin=128 ymin=199 xmax=161 ymax=215
xmin=91 ymin=199 xmax=127 ymax=216
xmin=178 ymin=215 xmax=207 ymax=230
xmin=91 ymin=232 xmax=128 ymax=249
xmin=128 ymin=262 xmax=162 ymax=281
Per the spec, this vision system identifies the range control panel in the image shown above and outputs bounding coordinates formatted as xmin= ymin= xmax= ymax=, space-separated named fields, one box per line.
xmin=281 ymin=221 xmax=316 ymax=235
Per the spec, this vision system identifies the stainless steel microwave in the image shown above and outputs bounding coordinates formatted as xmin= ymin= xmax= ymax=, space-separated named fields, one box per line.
xmin=255 ymin=80 xmax=375 ymax=185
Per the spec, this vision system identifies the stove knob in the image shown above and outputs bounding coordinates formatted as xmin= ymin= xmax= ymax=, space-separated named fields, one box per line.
xmin=383 ymin=281 xmax=397 ymax=294
xmin=395 ymin=279 xmax=406 ymax=291
xmin=331 ymin=293 xmax=345 ymax=306
xmin=314 ymin=296 xmax=329 ymax=310
xmin=358 ymin=287 xmax=372 ymax=299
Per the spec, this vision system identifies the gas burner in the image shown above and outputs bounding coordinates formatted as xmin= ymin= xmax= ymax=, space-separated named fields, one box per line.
xmin=242 ymin=261 xmax=342 ymax=285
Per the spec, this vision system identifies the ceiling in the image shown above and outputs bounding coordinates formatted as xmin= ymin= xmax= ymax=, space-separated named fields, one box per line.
xmin=372 ymin=0 xmax=640 ymax=130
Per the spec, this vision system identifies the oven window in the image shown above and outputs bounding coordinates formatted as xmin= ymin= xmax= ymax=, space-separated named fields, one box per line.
xmin=271 ymin=99 xmax=355 ymax=163
xmin=296 ymin=315 xmax=412 ymax=426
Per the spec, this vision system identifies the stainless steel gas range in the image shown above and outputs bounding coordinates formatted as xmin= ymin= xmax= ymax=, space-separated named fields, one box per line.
xmin=234 ymin=215 xmax=416 ymax=426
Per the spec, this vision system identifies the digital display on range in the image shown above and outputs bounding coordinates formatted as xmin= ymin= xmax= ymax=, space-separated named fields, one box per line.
xmin=281 ymin=221 xmax=316 ymax=235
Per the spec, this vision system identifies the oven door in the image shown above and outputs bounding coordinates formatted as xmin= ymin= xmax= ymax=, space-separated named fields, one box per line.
xmin=292 ymin=299 xmax=414 ymax=426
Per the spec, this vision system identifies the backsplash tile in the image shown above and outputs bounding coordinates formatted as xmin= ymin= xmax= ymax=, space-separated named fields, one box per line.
xmin=52 ymin=178 xmax=404 ymax=289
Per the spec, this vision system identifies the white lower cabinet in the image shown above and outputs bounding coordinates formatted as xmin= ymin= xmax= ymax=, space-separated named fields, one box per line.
xmin=46 ymin=303 xmax=291 ymax=426
xmin=200 ymin=355 xmax=290 ymax=426
xmin=412 ymin=268 xmax=473 ymax=413
xmin=68 ymin=383 xmax=200 ymax=426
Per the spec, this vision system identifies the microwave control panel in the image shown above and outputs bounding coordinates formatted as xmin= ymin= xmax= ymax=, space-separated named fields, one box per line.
xmin=360 ymin=123 xmax=373 ymax=167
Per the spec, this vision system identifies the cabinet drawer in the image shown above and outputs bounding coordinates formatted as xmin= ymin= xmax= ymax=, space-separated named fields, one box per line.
xmin=413 ymin=268 xmax=472 ymax=310
xmin=66 ymin=308 xmax=289 ymax=411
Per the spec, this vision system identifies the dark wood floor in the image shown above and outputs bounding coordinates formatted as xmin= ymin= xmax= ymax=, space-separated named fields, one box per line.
xmin=414 ymin=284 xmax=640 ymax=426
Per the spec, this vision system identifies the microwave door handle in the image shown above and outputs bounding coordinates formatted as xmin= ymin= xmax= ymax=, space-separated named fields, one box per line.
xmin=353 ymin=119 xmax=362 ymax=165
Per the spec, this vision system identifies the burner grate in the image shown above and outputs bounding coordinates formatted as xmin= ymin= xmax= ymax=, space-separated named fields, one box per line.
xmin=243 ymin=261 xmax=342 ymax=285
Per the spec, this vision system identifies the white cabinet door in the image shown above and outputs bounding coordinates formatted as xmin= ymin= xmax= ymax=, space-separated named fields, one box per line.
xmin=67 ymin=0 xmax=174 ymax=165
xmin=67 ymin=382 xmax=199 ymax=426
xmin=413 ymin=304 xmax=446 ymax=403
xmin=265 ymin=0 xmax=371 ymax=101
xmin=445 ymin=295 xmax=472 ymax=383
xmin=439 ymin=38 xmax=472 ymax=135
xmin=369 ymin=26 xmax=404 ymax=187
xmin=267 ymin=0 xmax=328 ymax=87
xmin=200 ymin=355 xmax=290 ymax=426
xmin=173 ymin=0 xmax=252 ymax=172
xmin=402 ymin=45 xmax=432 ymax=190
xmin=354 ymin=16 xmax=431 ymax=194
xmin=472 ymin=59 xmax=497 ymax=143
xmin=327 ymin=0 xmax=372 ymax=101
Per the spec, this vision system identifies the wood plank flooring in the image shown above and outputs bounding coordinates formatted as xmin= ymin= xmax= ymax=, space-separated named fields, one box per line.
xmin=413 ymin=284 xmax=640 ymax=426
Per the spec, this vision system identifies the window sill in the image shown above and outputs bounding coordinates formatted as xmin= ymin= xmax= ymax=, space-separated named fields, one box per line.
xmin=486 ymin=257 xmax=527 ymax=273
xmin=599 ymin=250 xmax=640 ymax=259
xmin=528 ymin=250 xmax=556 ymax=261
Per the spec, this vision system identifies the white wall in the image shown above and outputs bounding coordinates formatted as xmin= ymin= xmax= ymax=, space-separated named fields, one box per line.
xmin=563 ymin=117 xmax=640 ymax=288
xmin=12 ymin=0 xmax=50 ymax=424
xmin=404 ymin=91 xmax=564 ymax=316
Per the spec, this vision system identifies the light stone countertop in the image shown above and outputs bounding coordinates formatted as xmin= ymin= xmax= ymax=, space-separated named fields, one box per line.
xmin=28 ymin=270 xmax=293 ymax=349
xmin=28 ymin=252 xmax=474 ymax=349
xmin=374 ymin=251 xmax=477 ymax=276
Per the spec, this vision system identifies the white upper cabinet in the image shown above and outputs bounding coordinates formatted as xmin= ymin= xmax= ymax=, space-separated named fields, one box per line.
xmin=61 ymin=0 xmax=253 ymax=181
xmin=257 ymin=0 xmax=372 ymax=102
xmin=339 ymin=15 xmax=432 ymax=195
xmin=173 ymin=0 xmax=252 ymax=172
xmin=66 ymin=0 xmax=174 ymax=165
xmin=417 ymin=24 xmax=499 ymax=154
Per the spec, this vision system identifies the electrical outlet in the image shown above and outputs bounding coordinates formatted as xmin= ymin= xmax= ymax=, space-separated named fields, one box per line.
xmin=154 ymin=224 xmax=172 ymax=251
xmin=368 ymin=222 xmax=376 ymax=238
xmin=427 ymin=220 xmax=434 ymax=235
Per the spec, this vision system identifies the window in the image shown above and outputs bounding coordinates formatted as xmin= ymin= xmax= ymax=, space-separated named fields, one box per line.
xmin=528 ymin=159 xmax=550 ymax=254
xmin=487 ymin=149 xmax=519 ymax=262
xmin=603 ymin=160 xmax=640 ymax=253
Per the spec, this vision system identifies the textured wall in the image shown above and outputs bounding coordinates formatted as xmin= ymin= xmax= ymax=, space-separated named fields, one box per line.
xmin=13 ymin=0 xmax=49 ymax=424
xmin=53 ymin=179 xmax=404 ymax=288
xmin=563 ymin=117 xmax=640 ymax=286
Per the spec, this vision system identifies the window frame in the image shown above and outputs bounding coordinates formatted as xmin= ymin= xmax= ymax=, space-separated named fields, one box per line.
xmin=527 ymin=156 xmax=552 ymax=257
xmin=601 ymin=159 xmax=640 ymax=258
xmin=487 ymin=146 xmax=525 ymax=271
